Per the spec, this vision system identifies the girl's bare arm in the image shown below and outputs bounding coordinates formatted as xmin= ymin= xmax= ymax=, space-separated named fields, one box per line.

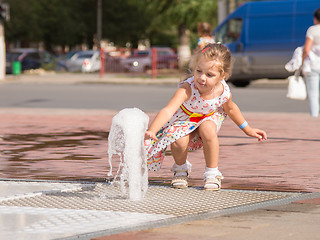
xmin=145 ymin=83 xmax=191 ymax=140
xmin=223 ymin=94 xmax=267 ymax=141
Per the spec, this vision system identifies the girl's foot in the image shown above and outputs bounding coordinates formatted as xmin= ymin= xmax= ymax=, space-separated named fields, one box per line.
xmin=204 ymin=176 xmax=223 ymax=190
xmin=171 ymin=161 xmax=192 ymax=189
xmin=171 ymin=170 xmax=189 ymax=189
xmin=203 ymin=167 xmax=223 ymax=191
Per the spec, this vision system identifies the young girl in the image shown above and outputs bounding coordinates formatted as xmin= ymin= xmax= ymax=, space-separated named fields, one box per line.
xmin=144 ymin=43 xmax=267 ymax=190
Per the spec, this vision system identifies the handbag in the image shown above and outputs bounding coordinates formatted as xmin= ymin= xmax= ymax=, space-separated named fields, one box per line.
xmin=286 ymin=71 xmax=307 ymax=100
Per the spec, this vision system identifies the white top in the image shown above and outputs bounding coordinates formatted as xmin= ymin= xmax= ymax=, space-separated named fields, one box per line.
xmin=197 ymin=36 xmax=215 ymax=49
xmin=306 ymin=24 xmax=320 ymax=54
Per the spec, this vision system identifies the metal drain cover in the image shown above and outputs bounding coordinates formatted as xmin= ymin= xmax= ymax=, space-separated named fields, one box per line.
xmin=0 ymin=180 xmax=304 ymax=240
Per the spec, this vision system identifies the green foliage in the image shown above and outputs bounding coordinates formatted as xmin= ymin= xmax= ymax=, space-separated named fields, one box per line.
xmin=3 ymin=0 xmax=217 ymax=50
xmin=146 ymin=0 xmax=218 ymax=29
xmin=102 ymin=0 xmax=150 ymax=48
xmin=137 ymin=0 xmax=218 ymax=47
xmin=4 ymin=0 xmax=92 ymax=49
xmin=4 ymin=0 xmax=41 ymax=43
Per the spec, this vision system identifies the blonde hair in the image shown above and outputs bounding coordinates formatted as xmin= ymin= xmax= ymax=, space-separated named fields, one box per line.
xmin=189 ymin=43 xmax=233 ymax=80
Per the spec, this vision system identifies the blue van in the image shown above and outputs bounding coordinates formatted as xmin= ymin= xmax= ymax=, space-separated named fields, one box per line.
xmin=213 ymin=0 xmax=319 ymax=87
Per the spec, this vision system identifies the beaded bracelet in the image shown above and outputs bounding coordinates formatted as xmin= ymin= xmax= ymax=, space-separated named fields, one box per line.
xmin=238 ymin=121 xmax=248 ymax=129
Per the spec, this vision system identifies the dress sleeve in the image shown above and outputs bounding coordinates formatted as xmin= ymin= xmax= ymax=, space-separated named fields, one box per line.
xmin=221 ymin=80 xmax=231 ymax=103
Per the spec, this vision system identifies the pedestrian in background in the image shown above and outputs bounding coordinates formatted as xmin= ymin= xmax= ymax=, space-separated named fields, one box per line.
xmin=196 ymin=22 xmax=215 ymax=51
xmin=303 ymin=8 xmax=320 ymax=117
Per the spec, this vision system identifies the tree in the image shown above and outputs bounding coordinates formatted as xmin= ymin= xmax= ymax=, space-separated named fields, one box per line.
xmin=101 ymin=0 xmax=150 ymax=48
xmin=4 ymin=0 xmax=42 ymax=46
xmin=36 ymin=0 xmax=92 ymax=51
xmin=4 ymin=0 xmax=92 ymax=50
xmin=4 ymin=0 xmax=151 ymax=50
xmin=139 ymin=0 xmax=218 ymax=69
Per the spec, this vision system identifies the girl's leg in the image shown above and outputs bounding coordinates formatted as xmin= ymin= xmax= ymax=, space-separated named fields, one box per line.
xmin=197 ymin=120 xmax=222 ymax=190
xmin=305 ymin=71 xmax=320 ymax=117
xmin=171 ymin=132 xmax=195 ymax=165
xmin=170 ymin=132 xmax=195 ymax=189
xmin=197 ymin=120 xmax=219 ymax=168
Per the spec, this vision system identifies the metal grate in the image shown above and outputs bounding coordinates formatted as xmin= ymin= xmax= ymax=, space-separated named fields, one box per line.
xmin=0 ymin=180 xmax=307 ymax=240
xmin=0 ymin=182 xmax=294 ymax=217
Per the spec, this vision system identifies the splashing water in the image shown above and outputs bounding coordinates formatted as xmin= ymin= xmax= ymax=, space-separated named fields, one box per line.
xmin=108 ymin=108 xmax=149 ymax=201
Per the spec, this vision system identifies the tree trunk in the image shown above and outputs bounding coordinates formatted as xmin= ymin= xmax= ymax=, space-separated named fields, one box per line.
xmin=0 ymin=23 xmax=5 ymax=80
xmin=177 ymin=24 xmax=191 ymax=70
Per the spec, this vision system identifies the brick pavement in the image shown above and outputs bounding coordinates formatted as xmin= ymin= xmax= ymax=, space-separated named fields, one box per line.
xmin=0 ymin=107 xmax=319 ymax=193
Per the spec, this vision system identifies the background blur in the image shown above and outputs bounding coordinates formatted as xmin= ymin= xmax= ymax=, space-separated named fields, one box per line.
xmin=1 ymin=0 xmax=250 ymax=76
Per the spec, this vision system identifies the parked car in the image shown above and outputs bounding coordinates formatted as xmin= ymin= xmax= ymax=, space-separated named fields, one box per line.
xmin=213 ymin=0 xmax=319 ymax=87
xmin=6 ymin=48 xmax=55 ymax=74
xmin=65 ymin=50 xmax=100 ymax=72
xmin=121 ymin=47 xmax=177 ymax=72
xmin=56 ymin=50 xmax=79 ymax=72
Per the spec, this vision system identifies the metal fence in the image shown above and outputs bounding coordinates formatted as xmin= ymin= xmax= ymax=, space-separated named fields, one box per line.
xmin=102 ymin=47 xmax=180 ymax=78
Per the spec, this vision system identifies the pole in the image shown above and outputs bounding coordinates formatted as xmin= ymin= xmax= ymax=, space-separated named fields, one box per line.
xmin=152 ymin=47 xmax=157 ymax=79
xmin=97 ymin=0 xmax=103 ymax=77
xmin=97 ymin=0 xmax=102 ymax=50
xmin=99 ymin=47 xmax=104 ymax=78
xmin=0 ymin=21 xmax=5 ymax=81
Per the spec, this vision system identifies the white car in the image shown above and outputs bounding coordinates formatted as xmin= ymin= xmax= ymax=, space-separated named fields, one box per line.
xmin=65 ymin=50 xmax=101 ymax=72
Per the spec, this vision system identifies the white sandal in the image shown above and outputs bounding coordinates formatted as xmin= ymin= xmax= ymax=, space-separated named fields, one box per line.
xmin=204 ymin=176 xmax=223 ymax=191
xmin=171 ymin=161 xmax=192 ymax=189
xmin=171 ymin=170 xmax=189 ymax=189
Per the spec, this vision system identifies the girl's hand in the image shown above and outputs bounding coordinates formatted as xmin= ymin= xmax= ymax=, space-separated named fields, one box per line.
xmin=244 ymin=128 xmax=267 ymax=142
xmin=145 ymin=130 xmax=158 ymax=141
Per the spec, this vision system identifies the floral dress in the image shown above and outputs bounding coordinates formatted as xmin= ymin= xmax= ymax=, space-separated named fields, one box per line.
xmin=145 ymin=77 xmax=231 ymax=171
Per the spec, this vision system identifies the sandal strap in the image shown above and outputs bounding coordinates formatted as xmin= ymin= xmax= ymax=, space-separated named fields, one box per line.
xmin=173 ymin=169 xmax=189 ymax=176
xmin=204 ymin=175 xmax=224 ymax=181
xmin=204 ymin=177 xmax=222 ymax=190
xmin=171 ymin=176 xmax=188 ymax=188
xmin=171 ymin=177 xmax=188 ymax=183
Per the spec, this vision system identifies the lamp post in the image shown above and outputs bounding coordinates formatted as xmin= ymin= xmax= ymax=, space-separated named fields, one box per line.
xmin=97 ymin=0 xmax=102 ymax=50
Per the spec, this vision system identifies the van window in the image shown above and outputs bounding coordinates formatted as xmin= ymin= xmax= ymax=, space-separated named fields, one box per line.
xmin=215 ymin=18 xmax=242 ymax=44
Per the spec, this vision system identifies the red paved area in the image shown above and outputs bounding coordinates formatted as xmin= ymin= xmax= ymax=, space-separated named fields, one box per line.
xmin=0 ymin=108 xmax=319 ymax=192
xmin=92 ymin=231 xmax=214 ymax=240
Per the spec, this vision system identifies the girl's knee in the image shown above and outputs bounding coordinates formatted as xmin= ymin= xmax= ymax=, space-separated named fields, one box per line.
xmin=198 ymin=121 xmax=218 ymax=141
xmin=171 ymin=134 xmax=190 ymax=150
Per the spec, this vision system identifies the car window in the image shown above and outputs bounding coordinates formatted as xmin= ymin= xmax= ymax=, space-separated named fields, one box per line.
xmin=215 ymin=18 xmax=242 ymax=44
xmin=65 ymin=51 xmax=78 ymax=59
xmin=77 ymin=53 xmax=94 ymax=59
xmin=134 ymin=51 xmax=149 ymax=57
xmin=27 ymin=52 xmax=41 ymax=60
xmin=6 ymin=53 xmax=20 ymax=61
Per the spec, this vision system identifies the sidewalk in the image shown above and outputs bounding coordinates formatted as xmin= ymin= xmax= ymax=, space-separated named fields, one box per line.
xmin=3 ymin=72 xmax=182 ymax=85
xmin=2 ymin=71 xmax=289 ymax=87
xmin=0 ymin=73 xmax=319 ymax=239
xmin=1 ymin=107 xmax=319 ymax=239
xmin=1 ymin=108 xmax=319 ymax=193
